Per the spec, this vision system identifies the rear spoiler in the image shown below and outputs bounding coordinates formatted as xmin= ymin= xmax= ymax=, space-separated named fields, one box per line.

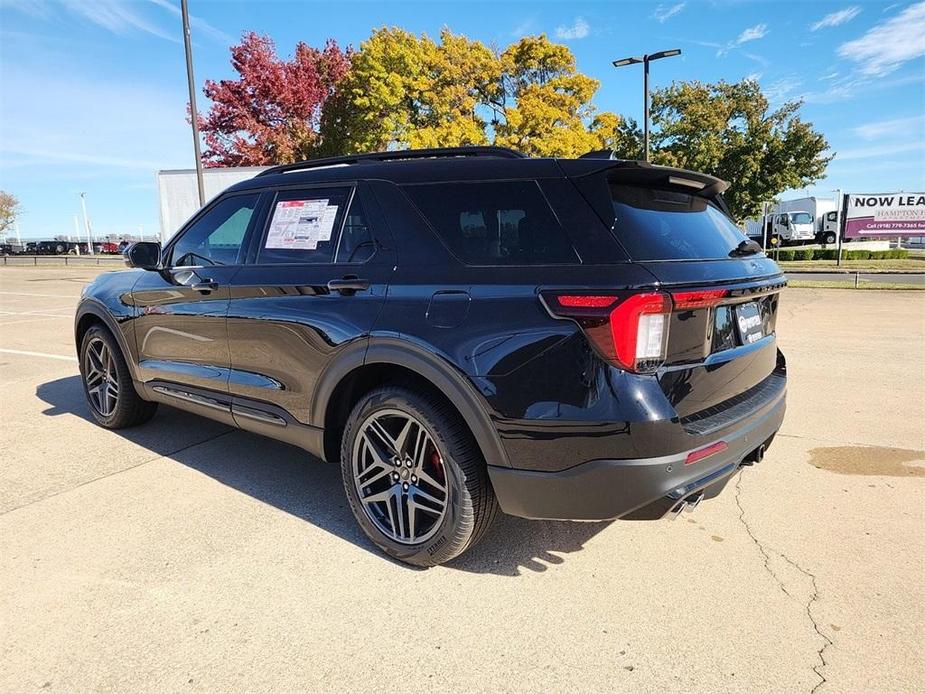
xmin=557 ymin=157 xmax=733 ymax=220
xmin=558 ymin=158 xmax=729 ymax=198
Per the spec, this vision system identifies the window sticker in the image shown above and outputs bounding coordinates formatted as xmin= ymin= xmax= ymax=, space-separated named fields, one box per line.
xmin=265 ymin=199 xmax=339 ymax=250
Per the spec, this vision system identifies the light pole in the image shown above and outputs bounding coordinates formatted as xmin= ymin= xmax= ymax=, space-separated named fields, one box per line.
xmin=79 ymin=192 xmax=94 ymax=255
xmin=181 ymin=0 xmax=205 ymax=207
xmin=612 ymin=49 xmax=681 ymax=162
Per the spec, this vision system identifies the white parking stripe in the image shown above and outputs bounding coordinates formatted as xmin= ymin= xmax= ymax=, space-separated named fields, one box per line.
xmin=0 ymin=317 xmax=72 ymax=327
xmin=0 ymin=348 xmax=78 ymax=362
xmin=0 ymin=291 xmax=81 ymax=299
xmin=0 ymin=309 xmax=75 ymax=316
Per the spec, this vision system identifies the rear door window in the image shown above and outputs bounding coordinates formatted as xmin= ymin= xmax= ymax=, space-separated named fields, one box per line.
xmin=402 ymin=181 xmax=579 ymax=265
xmin=257 ymin=187 xmax=350 ymax=265
xmin=609 ymin=185 xmax=749 ymax=261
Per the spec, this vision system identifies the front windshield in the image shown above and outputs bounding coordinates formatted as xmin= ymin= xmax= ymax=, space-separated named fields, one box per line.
xmin=791 ymin=212 xmax=813 ymax=224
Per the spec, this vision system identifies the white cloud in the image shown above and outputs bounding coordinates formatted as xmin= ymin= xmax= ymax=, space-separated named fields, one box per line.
xmin=145 ymin=0 xmax=232 ymax=44
xmin=2 ymin=0 xmax=230 ymax=44
xmin=717 ymin=23 xmax=768 ymax=56
xmin=744 ymin=72 xmax=763 ymax=82
xmin=555 ymin=17 xmax=590 ymax=40
xmin=510 ymin=17 xmax=537 ymax=37
xmin=837 ymin=2 xmax=925 ymax=76
xmin=835 ymin=142 xmax=924 ymax=161
xmin=764 ymin=77 xmax=802 ymax=103
xmin=811 ymin=6 xmax=862 ymax=31
xmin=59 ymin=0 xmax=178 ymax=42
xmin=851 ymin=115 xmax=925 ymax=140
xmin=652 ymin=3 xmax=686 ymax=23
xmin=736 ymin=24 xmax=768 ymax=44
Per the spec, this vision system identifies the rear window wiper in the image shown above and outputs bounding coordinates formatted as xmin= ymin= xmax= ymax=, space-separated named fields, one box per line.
xmin=729 ymin=239 xmax=763 ymax=257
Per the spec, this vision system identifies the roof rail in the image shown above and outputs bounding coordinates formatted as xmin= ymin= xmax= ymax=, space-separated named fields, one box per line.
xmin=255 ymin=146 xmax=527 ymax=177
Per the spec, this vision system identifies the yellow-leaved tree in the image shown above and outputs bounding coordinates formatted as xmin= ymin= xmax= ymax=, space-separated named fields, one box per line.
xmin=320 ymin=29 xmax=623 ymax=157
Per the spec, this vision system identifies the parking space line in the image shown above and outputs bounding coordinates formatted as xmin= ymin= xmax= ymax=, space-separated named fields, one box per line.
xmin=0 ymin=348 xmax=78 ymax=362
xmin=0 ymin=309 xmax=75 ymax=316
xmin=0 ymin=291 xmax=81 ymax=298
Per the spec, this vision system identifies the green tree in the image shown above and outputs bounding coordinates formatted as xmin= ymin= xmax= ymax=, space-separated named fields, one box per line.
xmin=0 ymin=190 xmax=20 ymax=235
xmin=321 ymin=29 xmax=623 ymax=157
xmin=613 ymin=79 xmax=831 ymax=221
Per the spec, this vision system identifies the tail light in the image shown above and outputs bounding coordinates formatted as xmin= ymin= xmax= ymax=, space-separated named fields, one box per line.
xmin=542 ymin=291 xmax=671 ymax=373
xmin=542 ymin=288 xmax=731 ymax=373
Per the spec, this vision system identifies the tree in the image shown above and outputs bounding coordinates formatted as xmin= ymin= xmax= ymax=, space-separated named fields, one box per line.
xmin=0 ymin=191 xmax=20 ymax=235
xmin=613 ymin=79 xmax=831 ymax=221
xmin=492 ymin=35 xmax=624 ymax=157
xmin=321 ymin=29 xmax=624 ymax=157
xmin=198 ymin=32 xmax=351 ymax=166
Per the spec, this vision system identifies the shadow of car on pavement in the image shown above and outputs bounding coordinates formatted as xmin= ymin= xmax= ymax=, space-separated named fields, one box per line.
xmin=36 ymin=375 xmax=612 ymax=576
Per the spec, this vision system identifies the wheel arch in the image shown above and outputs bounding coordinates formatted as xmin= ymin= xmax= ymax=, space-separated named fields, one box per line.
xmin=75 ymin=301 xmax=139 ymax=381
xmin=314 ymin=337 xmax=510 ymax=470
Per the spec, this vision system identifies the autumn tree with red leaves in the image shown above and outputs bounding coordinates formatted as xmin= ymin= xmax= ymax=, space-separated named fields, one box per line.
xmin=198 ymin=32 xmax=350 ymax=166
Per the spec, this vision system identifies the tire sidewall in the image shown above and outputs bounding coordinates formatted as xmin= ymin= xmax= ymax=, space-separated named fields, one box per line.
xmin=79 ymin=326 xmax=128 ymax=427
xmin=340 ymin=388 xmax=473 ymax=566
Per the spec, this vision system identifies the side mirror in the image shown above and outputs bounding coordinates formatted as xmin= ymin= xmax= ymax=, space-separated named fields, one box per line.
xmin=124 ymin=242 xmax=161 ymax=270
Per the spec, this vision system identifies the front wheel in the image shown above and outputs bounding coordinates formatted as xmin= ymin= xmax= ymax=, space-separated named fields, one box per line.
xmin=79 ymin=325 xmax=157 ymax=428
xmin=340 ymin=386 xmax=497 ymax=566
xmin=824 ymin=232 xmax=837 ymax=244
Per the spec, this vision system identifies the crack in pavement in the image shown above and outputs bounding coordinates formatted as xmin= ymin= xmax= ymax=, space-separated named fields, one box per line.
xmin=734 ymin=472 xmax=833 ymax=693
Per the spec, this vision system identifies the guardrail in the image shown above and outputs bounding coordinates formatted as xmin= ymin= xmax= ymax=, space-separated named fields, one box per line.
xmin=1 ymin=255 xmax=126 ymax=267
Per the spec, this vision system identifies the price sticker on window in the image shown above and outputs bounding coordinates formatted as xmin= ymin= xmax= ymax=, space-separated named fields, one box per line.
xmin=265 ymin=199 xmax=339 ymax=250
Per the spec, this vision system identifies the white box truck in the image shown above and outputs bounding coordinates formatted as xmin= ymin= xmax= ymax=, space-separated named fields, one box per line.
xmin=744 ymin=197 xmax=840 ymax=246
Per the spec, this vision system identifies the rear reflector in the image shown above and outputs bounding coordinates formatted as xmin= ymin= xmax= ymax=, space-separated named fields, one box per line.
xmin=685 ymin=441 xmax=728 ymax=465
xmin=556 ymin=295 xmax=618 ymax=308
xmin=671 ymin=289 xmax=729 ymax=310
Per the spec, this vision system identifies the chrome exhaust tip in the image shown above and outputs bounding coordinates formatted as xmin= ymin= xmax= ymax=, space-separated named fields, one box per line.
xmin=684 ymin=491 xmax=705 ymax=512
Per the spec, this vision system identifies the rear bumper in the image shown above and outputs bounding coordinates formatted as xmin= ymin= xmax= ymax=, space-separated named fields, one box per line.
xmin=487 ymin=387 xmax=785 ymax=521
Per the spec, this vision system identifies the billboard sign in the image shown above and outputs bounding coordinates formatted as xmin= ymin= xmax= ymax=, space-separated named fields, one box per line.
xmin=844 ymin=193 xmax=925 ymax=238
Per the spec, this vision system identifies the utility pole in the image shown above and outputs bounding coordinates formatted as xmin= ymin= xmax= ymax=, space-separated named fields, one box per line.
xmin=79 ymin=193 xmax=94 ymax=255
xmin=612 ymin=49 xmax=681 ymax=162
xmin=181 ymin=0 xmax=206 ymax=208
xmin=835 ymin=188 xmax=844 ymax=267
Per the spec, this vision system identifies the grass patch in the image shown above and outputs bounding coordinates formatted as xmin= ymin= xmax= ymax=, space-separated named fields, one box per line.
xmin=788 ymin=280 xmax=925 ymax=290
xmin=780 ymin=258 xmax=925 ymax=271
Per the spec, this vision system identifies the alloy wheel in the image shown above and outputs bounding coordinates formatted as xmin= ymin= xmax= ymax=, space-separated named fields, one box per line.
xmin=84 ymin=336 xmax=119 ymax=417
xmin=352 ymin=409 xmax=449 ymax=545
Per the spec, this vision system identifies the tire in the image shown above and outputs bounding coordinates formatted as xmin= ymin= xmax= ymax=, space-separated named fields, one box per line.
xmin=79 ymin=325 xmax=157 ymax=429
xmin=824 ymin=232 xmax=836 ymax=245
xmin=340 ymin=386 xmax=498 ymax=566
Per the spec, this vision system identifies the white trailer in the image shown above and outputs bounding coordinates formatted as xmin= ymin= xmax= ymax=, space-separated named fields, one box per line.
xmin=156 ymin=166 xmax=269 ymax=243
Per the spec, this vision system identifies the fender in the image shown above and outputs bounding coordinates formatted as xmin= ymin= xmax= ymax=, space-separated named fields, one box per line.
xmin=310 ymin=335 xmax=512 ymax=469
xmin=74 ymin=299 xmax=141 ymax=383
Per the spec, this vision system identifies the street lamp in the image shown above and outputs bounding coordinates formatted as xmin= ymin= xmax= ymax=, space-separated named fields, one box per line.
xmin=181 ymin=0 xmax=205 ymax=207
xmin=79 ymin=192 xmax=94 ymax=255
xmin=612 ymin=49 xmax=681 ymax=162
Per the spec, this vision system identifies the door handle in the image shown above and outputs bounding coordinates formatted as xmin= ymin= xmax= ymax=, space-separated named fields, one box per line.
xmin=327 ymin=277 xmax=370 ymax=295
xmin=191 ymin=280 xmax=219 ymax=294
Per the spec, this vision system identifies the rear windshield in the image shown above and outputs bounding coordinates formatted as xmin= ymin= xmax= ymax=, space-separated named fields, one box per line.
xmin=402 ymin=181 xmax=580 ymax=265
xmin=610 ymin=185 xmax=748 ymax=261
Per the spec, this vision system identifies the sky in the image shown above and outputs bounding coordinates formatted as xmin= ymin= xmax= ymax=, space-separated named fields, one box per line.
xmin=1 ymin=0 xmax=924 ymax=240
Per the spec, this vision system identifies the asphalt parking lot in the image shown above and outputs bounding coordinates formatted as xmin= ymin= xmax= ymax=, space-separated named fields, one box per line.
xmin=1 ymin=267 xmax=922 ymax=693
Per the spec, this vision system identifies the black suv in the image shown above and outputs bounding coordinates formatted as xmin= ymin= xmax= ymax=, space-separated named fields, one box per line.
xmin=76 ymin=147 xmax=786 ymax=566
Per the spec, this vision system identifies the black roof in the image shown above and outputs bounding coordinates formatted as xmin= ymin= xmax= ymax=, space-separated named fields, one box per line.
xmin=226 ymin=146 xmax=728 ymax=195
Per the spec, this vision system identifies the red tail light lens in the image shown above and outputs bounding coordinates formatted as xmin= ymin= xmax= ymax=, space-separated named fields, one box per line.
xmin=544 ymin=292 xmax=671 ymax=372
xmin=671 ymin=289 xmax=729 ymax=310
